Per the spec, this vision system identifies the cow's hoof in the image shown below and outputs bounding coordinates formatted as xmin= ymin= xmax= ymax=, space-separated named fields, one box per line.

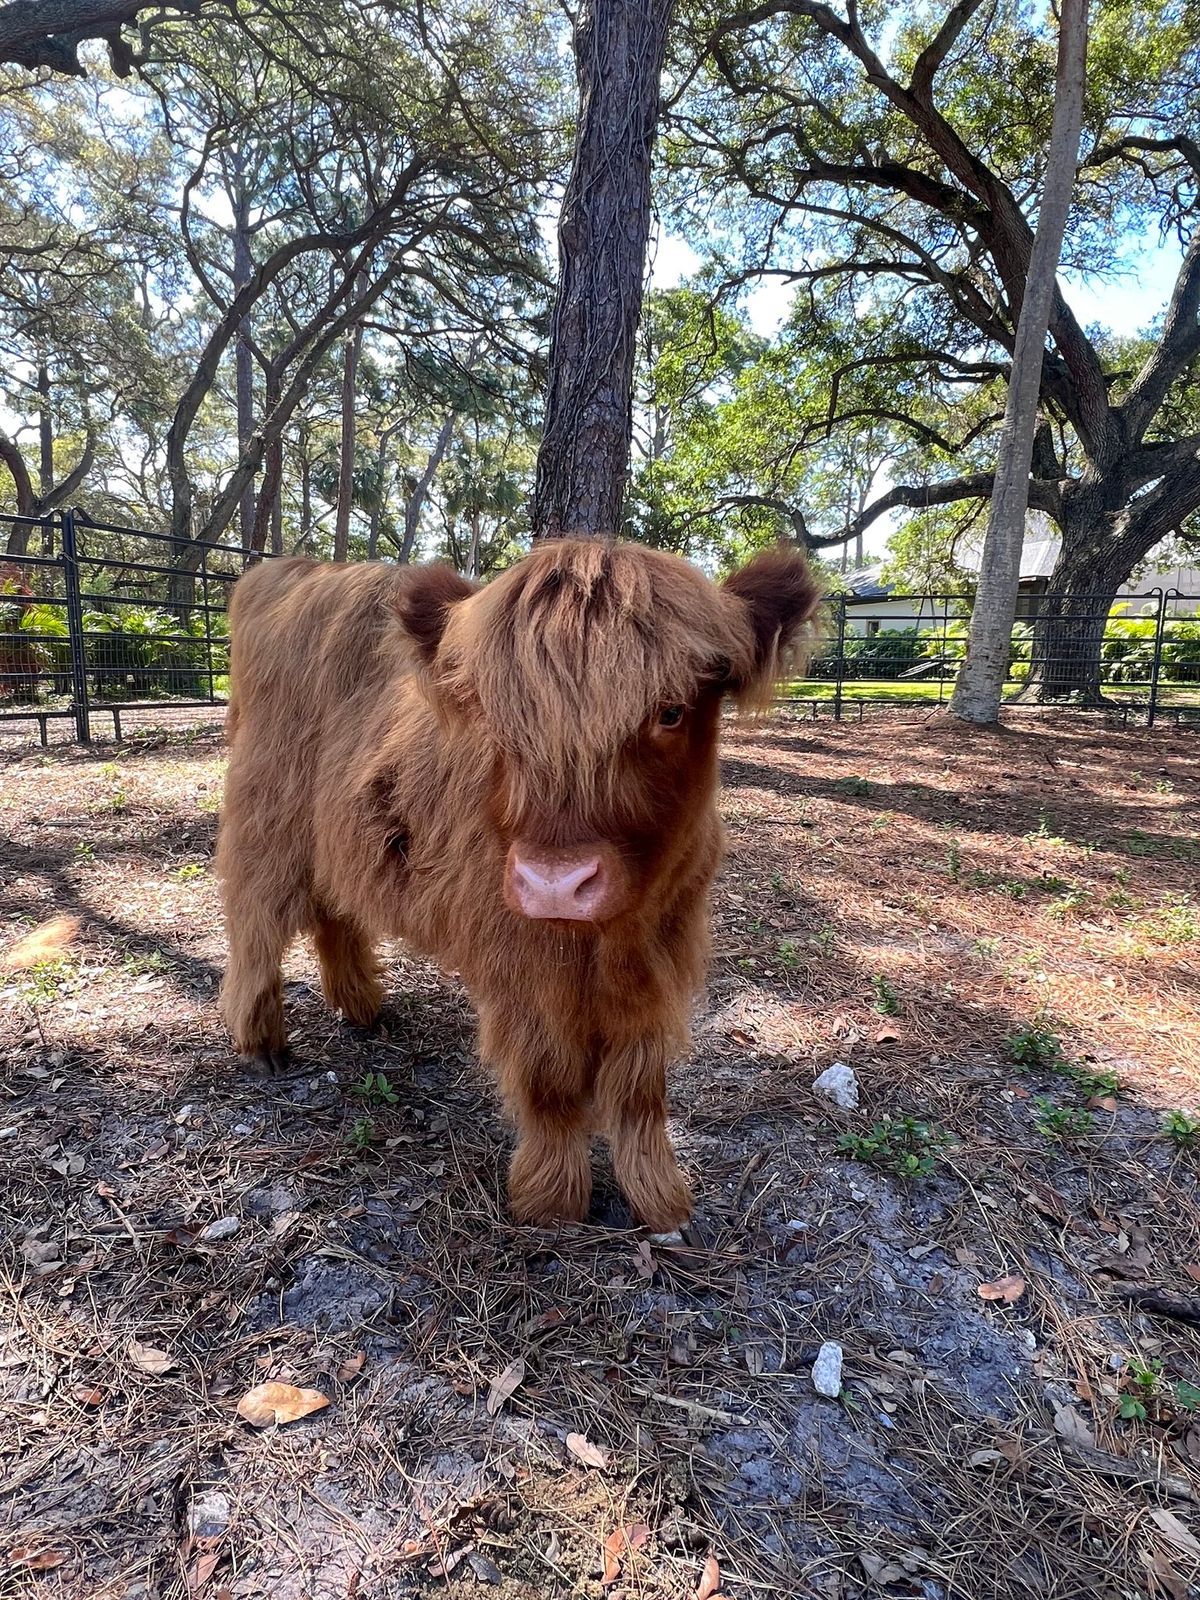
xmin=248 ymin=1046 xmax=291 ymax=1075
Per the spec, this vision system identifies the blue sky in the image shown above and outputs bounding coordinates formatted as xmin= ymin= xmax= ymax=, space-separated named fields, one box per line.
xmin=651 ymin=223 xmax=1185 ymax=342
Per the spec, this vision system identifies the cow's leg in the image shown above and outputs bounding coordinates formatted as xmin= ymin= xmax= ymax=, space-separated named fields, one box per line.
xmin=596 ymin=1040 xmax=693 ymax=1233
xmin=313 ymin=915 xmax=382 ymax=1026
xmin=480 ymin=1009 xmax=592 ymax=1225
xmin=219 ymin=889 xmax=292 ymax=1070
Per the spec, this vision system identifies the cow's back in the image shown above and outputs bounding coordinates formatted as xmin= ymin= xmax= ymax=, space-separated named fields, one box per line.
xmin=221 ymin=559 xmax=411 ymax=918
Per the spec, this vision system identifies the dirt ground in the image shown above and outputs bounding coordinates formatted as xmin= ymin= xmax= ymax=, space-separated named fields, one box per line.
xmin=2 ymin=708 xmax=1200 ymax=1600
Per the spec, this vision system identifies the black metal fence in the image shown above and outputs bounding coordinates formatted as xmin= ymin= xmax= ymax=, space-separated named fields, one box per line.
xmin=783 ymin=590 xmax=1200 ymax=727
xmin=2 ymin=513 xmax=1198 ymax=743
xmin=1 ymin=508 xmax=255 ymax=744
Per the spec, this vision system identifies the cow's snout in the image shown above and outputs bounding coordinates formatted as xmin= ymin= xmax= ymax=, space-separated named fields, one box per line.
xmin=506 ymin=844 xmax=622 ymax=922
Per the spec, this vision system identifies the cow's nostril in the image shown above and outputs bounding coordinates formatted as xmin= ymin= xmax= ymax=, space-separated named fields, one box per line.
xmin=508 ymin=850 xmax=611 ymax=921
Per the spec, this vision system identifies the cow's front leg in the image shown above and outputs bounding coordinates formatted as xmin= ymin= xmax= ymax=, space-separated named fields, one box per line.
xmin=479 ymin=1009 xmax=592 ymax=1226
xmin=596 ymin=1039 xmax=693 ymax=1233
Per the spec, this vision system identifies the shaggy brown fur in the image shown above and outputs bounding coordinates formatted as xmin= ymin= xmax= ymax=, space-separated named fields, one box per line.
xmin=217 ymin=540 xmax=820 ymax=1228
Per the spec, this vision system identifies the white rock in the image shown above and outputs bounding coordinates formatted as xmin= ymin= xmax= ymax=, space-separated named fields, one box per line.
xmin=812 ymin=1341 xmax=844 ymax=1398
xmin=188 ymin=1489 xmax=231 ymax=1539
xmin=812 ymin=1062 xmax=859 ymax=1110
xmin=199 ymin=1216 xmax=239 ymax=1242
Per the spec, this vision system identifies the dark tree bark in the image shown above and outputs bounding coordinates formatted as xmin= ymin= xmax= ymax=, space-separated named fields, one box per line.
xmin=532 ymin=0 xmax=674 ymax=540
xmin=0 ymin=0 xmax=204 ymax=75
xmin=231 ymin=168 xmax=257 ymax=551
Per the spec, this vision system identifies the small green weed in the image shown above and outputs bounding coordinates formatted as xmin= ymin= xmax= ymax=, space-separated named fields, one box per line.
xmin=811 ymin=924 xmax=836 ymax=957
xmin=74 ymin=841 xmax=95 ymax=863
xmin=836 ymin=776 xmax=874 ymax=797
xmin=1065 ymin=1062 xmax=1120 ymax=1099
xmin=1146 ymin=896 xmax=1198 ymax=945
xmin=123 ymin=949 xmax=169 ymax=977
xmin=1027 ymin=813 xmax=1067 ymax=846
xmin=1174 ymin=1381 xmax=1200 ymax=1412
xmin=946 ymin=843 xmax=962 ymax=882
xmin=776 ymin=938 xmax=801 ymax=970
xmin=1048 ymin=889 xmax=1087 ymax=920
xmin=1163 ymin=1110 xmax=1200 ymax=1147
xmin=1033 ymin=1096 xmax=1095 ymax=1141
xmin=173 ymin=863 xmax=205 ymax=883
xmin=1005 ymin=1019 xmax=1064 ymax=1070
xmin=836 ymin=1115 xmax=950 ymax=1180
xmin=351 ymin=1070 xmax=399 ymax=1107
xmin=971 ymin=935 xmax=1000 ymax=958
xmin=348 ymin=1116 xmax=378 ymax=1151
xmin=870 ymin=975 xmax=900 ymax=1015
xmin=18 ymin=958 xmax=73 ymax=1004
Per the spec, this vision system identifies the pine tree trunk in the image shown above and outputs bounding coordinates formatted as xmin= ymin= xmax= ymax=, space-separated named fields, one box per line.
xmin=950 ymin=0 xmax=1089 ymax=723
xmin=232 ymin=177 xmax=257 ymax=552
xmin=333 ymin=291 xmax=365 ymax=563
xmin=532 ymin=0 xmax=674 ymax=540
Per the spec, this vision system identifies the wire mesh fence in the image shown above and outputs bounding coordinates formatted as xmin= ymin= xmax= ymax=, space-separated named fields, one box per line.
xmin=2 ymin=512 xmax=1198 ymax=743
xmin=782 ymin=590 xmax=1200 ymax=727
xmin=1 ymin=509 xmax=255 ymax=744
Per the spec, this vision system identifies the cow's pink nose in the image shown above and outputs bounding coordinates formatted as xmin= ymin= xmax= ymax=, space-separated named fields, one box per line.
xmin=508 ymin=849 xmax=610 ymax=921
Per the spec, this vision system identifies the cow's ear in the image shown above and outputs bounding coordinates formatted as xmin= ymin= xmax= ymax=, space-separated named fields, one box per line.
xmin=722 ymin=547 xmax=823 ymax=710
xmin=393 ymin=563 xmax=477 ymax=664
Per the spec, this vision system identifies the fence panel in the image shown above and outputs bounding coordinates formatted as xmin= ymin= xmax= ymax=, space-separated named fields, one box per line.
xmin=785 ymin=589 xmax=1200 ymax=724
xmin=1 ymin=509 xmax=262 ymax=744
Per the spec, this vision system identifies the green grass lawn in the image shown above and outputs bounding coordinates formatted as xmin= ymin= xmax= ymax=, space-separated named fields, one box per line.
xmin=779 ymin=678 xmax=1200 ymax=707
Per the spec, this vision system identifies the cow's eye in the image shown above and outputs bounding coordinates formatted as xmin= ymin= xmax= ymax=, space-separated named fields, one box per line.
xmin=657 ymin=704 xmax=686 ymax=730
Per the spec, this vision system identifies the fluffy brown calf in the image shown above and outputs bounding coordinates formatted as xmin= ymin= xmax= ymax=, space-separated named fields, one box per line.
xmin=217 ymin=539 xmax=820 ymax=1229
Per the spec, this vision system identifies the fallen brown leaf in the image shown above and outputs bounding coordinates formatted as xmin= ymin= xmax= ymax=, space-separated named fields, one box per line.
xmin=1149 ymin=1507 xmax=1200 ymax=1559
xmin=485 ymin=1356 xmax=525 ymax=1416
xmin=336 ymin=1351 xmax=366 ymax=1381
xmin=696 ymin=1552 xmax=722 ymax=1600
xmin=1184 ymin=1264 xmax=1200 ymax=1286
xmin=10 ymin=1548 xmax=68 ymax=1572
xmin=602 ymin=1524 xmax=649 ymax=1587
xmin=977 ymin=1274 xmax=1027 ymax=1304
xmin=127 ymin=1339 xmax=178 ymax=1376
xmin=1053 ymin=1403 xmax=1096 ymax=1450
xmin=236 ymin=1380 xmax=329 ymax=1427
xmin=71 ymin=1384 xmax=105 ymax=1406
xmin=187 ymin=1551 xmax=220 ymax=1593
xmin=565 ymin=1431 xmax=609 ymax=1470
xmin=873 ymin=1025 xmax=901 ymax=1044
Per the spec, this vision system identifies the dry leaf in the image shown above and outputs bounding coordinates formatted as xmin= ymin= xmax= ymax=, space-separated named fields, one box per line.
xmin=1 ymin=915 xmax=79 ymax=971
xmin=602 ymin=1524 xmax=649 ymax=1586
xmin=1149 ymin=1508 xmax=1200 ymax=1559
xmin=1142 ymin=1543 xmax=1190 ymax=1600
xmin=10 ymin=1548 xmax=68 ymax=1572
xmin=1183 ymin=1264 xmax=1200 ymax=1286
xmin=1053 ymin=1403 xmax=1096 ymax=1451
xmin=565 ymin=1431 xmax=609 ymax=1470
xmin=71 ymin=1384 xmax=105 ymax=1406
xmin=127 ymin=1339 xmax=177 ymax=1376
xmin=602 ymin=1527 xmax=626 ymax=1585
xmin=336 ymin=1351 xmax=366 ymax=1381
xmin=486 ymin=1356 xmax=525 ymax=1416
xmin=187 ymin=1551 xmax=220 ymax=1593
xmin=237 ymin=1380 xmax=329 ymax=1427
xmin=873 ymin=1025 xmax=901 ymax=1044
xmin=696 ymin=1552 xmax=722 ymax=1600
xmin=977 ymin=1274 xmax=1027 ymax=1304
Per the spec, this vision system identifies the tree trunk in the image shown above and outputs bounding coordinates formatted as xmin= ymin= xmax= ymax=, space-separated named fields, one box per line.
xmin=232 ymin=176 xmax=257 ymax=551
xmin=950 ymin=0 xmax=1089 ymax=723
xmin=333 ymin=274 xmax=366 ymax=563
xmin=250 ymin=364 xmax=283 ymax=557
xmin=400 ymin=411 xmax=456 ymax=563
xmin=467 ymin=509 xmax=482 ymax=579
xmin=299 ymin=427 xmax=313 ymax=555
xmin=1018 ymin=501 xmax=1125 ymax=702
xmin=532 ymin=0 xmax=674 ymax=540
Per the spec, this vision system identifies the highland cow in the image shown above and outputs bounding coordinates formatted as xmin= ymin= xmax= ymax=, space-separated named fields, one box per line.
xmin=217 ymin=539 xmax=819 ymax=1230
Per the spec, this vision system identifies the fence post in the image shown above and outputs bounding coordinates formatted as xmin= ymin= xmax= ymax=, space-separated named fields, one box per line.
xmin=60 ymin=507 xmax=91 ymax=744
xmin=833 ymin=595 xmax=847 ymax=723
xmin=1147 ymin=588 xmax=1168 ymax=728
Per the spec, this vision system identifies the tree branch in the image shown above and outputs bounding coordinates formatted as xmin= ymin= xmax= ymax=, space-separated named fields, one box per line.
xmin=0 ymin=0 xmax=206 ymax=74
